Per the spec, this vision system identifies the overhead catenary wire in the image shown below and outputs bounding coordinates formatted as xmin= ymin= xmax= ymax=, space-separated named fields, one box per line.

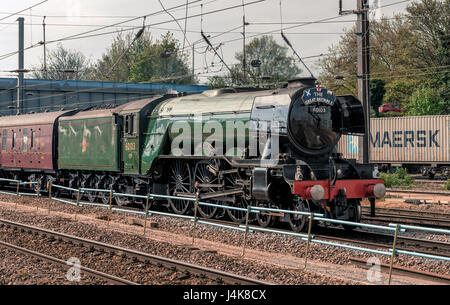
xmin=0 ymin=0 xmax=48 ymax=22
xmin=199 ymin=3 xmax=233 ymax=76
xmin=0 ymin=0 xmax=418 ymax=91
xmin=0 ymin=0 xmax=412 ymax=62
xmin=158 ymin=0 xmax=191 ymax=48
xmin=0 ymin=0 xmax=220 ymax=19
xmin=0 ymin=0 xmax=407 ymax=64
xmin=0 ymin=0 xmax=203 ymax=62
xmin=278 ymin=0 xmax=314 ymax=78
xmin=183 ymin=0 xmax=189 ymax=51
xmin=0 ymin=0 xmax=265 ymax=63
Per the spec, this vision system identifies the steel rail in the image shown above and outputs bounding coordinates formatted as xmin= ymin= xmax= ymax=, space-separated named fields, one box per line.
xmin=386 ymin=189 xmax=450 ymax=195
xmin=361 ymin=206 xmax=450 ymax=219
xmin=0 ymin=239 xmax=138 ymax=285
xmin=363 ymin=213 xmax=450 ymax=224
xmin=349 ymin=257 xmax=450 ymax=284
xmin=362 ymin=214 xmax=450 ymax=228
xmin=316 ymin=233 xmax=450 ymax=258
xmin=196 ymin=218 xmax=450 ymax=258
xmin=0 ymin=218 xmax=272 ymax=285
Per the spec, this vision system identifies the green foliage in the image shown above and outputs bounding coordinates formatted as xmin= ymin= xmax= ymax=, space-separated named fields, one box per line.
xmin=32 ymin=43 xmax=91 ymax=80
xmin=406 ymin=0 xmax=450 ymax=69
xmin=92 ymin=31 xmax=193 ymax=84
xmin=444 ymin=180 xmax=450 ymax=191
xmin=212 ymin=35 xmax=301 ymax=87
xmin=128 ymin=32 xmax=193 ymax=84
xmin=207 ymin=75 xmax=228 ymax=89
xmin=370 ymin=79 xmax=386 ymax=116
xmin=319 ymin=15 xmax=416 ymax=97
xmin=92 ymin=31 xmax=152 ymax=82
xmin=379 ymin=167 xmax=413 ymax=188
xmin=406 ymin=85 xmax=449 ymax=115
xmin=383 ymin=79 xmax=421 ymax=106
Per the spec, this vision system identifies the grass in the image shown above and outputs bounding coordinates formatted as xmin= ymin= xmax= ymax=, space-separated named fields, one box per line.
xmin=444 ymin=180 xmax=450 ymax=191
xmin=379 ymin=167 xmax=413 ymax=188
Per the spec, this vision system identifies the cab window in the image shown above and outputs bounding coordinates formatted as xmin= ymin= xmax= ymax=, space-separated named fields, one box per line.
xmin=124 ymin=114 xmax=137 ymax=134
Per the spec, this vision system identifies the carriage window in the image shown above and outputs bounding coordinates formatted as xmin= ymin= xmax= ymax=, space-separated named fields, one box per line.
xmin=12 ymin=130 xmax=16 ymax=148
xmin=31 ymin=131 xmax=35 ymax=149
xmin=1 ymin=130 xmax=6 ymax=151
xmin=23 ymin=128 xmax=28 ymax=152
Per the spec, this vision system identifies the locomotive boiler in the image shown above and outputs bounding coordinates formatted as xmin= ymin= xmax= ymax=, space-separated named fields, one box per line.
xmin=0 ymin=77 xmax=385 ymax=232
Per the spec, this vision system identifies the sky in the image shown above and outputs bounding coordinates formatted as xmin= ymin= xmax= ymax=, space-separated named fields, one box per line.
xmin=0 ymin=0 xmax=413 ymax=84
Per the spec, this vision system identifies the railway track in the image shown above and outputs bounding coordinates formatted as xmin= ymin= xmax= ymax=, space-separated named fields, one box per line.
xmin=1 ymin=186 xmax=449 ymax=260
xmin=361 ymin=206 xmax=450 ymax=228
xmin=181 ymin=216 xmax=450 ymax=259
xmin=413 ymin=179 xmax=446 ymax=184
xmin=349 ymin=257 xmax=450 ymax=284
xmin=0 ymin=239 xmax=137 ymax=285
xmin=0 ymin=218 xmax=272 ymax=285
xmin=363 ymin=206 xmax=450 ymax=218
xmin=386 ymin=188 xmax=450 ymax=196
xmin=316 ymin=229 xmax=450 ymax=258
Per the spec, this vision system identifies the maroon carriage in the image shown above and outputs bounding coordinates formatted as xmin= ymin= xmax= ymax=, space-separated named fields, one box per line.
xmin=0 ymin=111 xmax=74 ymax=172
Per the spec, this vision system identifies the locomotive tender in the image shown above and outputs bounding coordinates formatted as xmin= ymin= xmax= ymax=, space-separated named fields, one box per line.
xmin=0 ymin=78 xmax=385 ymax=231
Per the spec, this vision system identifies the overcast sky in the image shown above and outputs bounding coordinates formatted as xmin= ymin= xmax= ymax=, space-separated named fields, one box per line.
xmin=0 ymin=0 xmax=412 ymax=84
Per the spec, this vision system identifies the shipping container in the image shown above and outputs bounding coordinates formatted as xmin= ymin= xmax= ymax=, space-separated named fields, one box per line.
xmin=337 ymin=115 xmax=450 ymax=169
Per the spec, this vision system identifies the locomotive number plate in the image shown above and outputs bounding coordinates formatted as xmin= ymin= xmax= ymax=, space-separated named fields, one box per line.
xmin=311 ymin=106 xmax=327 ymax=113
xmin=125 ymin=142 xmax=136 ymax=151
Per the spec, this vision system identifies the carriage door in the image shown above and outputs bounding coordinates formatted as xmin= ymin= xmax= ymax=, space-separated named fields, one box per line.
xmin=123 ymin=113 xmax=140 ymax=174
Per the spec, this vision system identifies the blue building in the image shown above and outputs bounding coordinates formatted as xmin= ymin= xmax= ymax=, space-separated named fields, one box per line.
xmin=0 ymin=78 xmax=209 ymax=116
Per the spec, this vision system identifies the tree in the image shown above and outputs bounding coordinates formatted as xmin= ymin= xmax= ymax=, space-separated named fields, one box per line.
xmin=128 ymin=32 xmax=193 ymax=84
xmin=406 ymin=0 xmax=450 ymax=70
xmin=370 ymin=79 xmax=386 ymax=116
xmin=92 ymin=31 xmax=193 ymax=84
xmin=406 ymin=86 xmax=448 ymax=115
xmin=32 ymin=43 xmax=92 ymax=80
xmin=91 ymin=31 xmax=152 ymax=82
xmin=383 ymin=79 xmax=421 ymax=105
xmin=207 ymin=75 xmax=228 ymax=89
xmin=318 ymin=0 xmax=450 ymax=115
xmin=208 ymin=35 xmax=301 ymax=87
xmin=319 ymin=15 xmax=417 ymax=98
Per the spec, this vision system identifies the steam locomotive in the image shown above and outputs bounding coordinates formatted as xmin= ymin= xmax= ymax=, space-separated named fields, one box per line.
xmin=0 ymin=77 xmax=385 ymax=231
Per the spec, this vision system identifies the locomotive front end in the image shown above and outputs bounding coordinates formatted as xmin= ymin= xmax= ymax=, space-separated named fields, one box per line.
xmin=285 ymin=82 xmax=385 ymax=228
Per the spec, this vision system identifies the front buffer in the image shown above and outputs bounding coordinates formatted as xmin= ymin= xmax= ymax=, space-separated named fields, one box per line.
xmin=293 ymin=179 xmax=386 ymax=222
